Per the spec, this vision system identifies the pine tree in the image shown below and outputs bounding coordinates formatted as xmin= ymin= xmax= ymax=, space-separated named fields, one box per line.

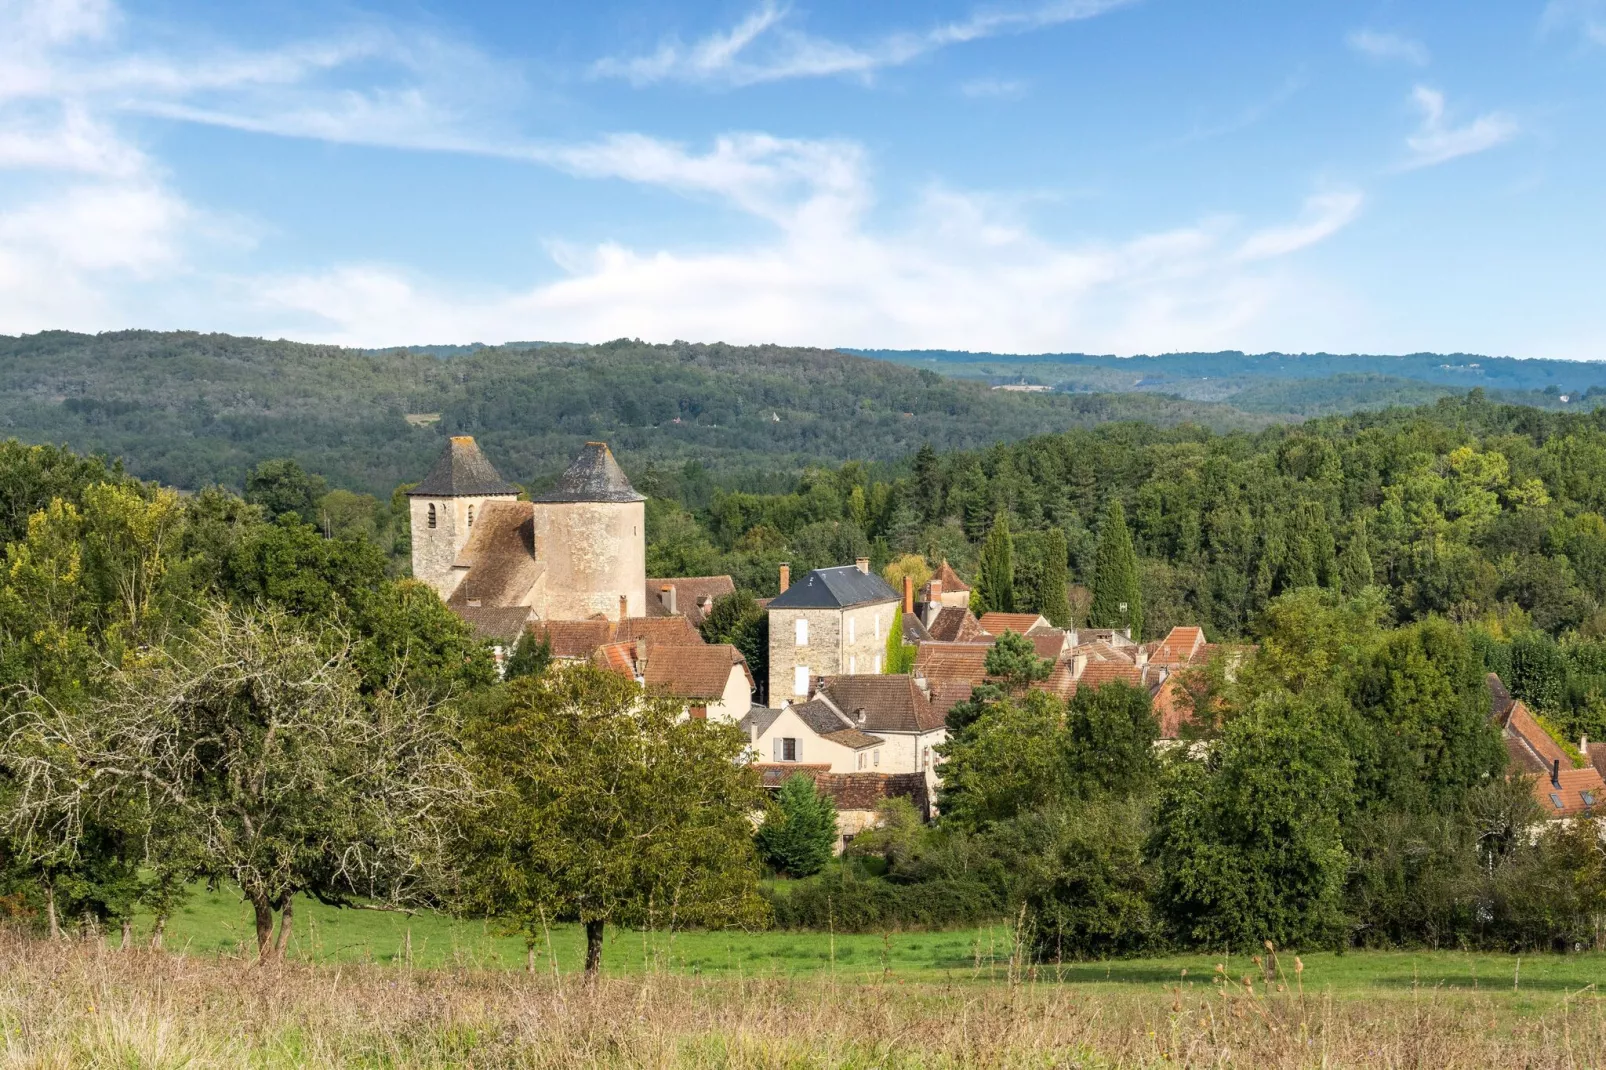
xmin=756 ymin=775 xmax=838 ymax=877
xmin=1339 ymin=518 xmax=1375 ymax=594
xmin=913 ymin=443 xmax=942 ymax=521
xmin=975 ymin=514 xmax=1015 ymax=614
xmin=1037 ymin=527 xmax=1072 ymax=627
xmin=1090 ymin=499 xmax=1142 ymax=640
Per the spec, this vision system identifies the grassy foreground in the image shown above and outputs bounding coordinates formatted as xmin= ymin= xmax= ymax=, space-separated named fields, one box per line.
xmin=3 ymin=930 xmax=1605 ymax=1069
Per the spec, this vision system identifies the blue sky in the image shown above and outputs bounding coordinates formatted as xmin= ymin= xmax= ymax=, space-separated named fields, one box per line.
xmin=1 ymin=0 xmax=1603 ymax=357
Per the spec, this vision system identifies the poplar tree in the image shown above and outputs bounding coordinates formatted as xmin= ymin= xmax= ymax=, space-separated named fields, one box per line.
xmin=1339 ymin=518 xmax=1375 ymax=594
xmin=1090 ymin=499 xmax=1142 ymax=639
xmin=1037 ymin=527 xmax=1073 ymax=627
xmin=975 ymin=514 xmax=1015 ymax=614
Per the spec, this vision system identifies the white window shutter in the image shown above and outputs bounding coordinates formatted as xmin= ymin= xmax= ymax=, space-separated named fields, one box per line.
xmin=796 ymin=618 xmax=808 ymax=646
xmin=794 ymin=665 xmax=810 ymax=695
xmin=773 ymin=737 xmax=782 ymax=762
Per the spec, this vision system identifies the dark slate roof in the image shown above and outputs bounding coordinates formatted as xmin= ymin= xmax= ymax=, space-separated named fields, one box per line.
xmin=530 ymin=442 xmax=644 ymax=503
xmin=767 ymin=565 xmax=899 ymax=610
xmin=409 ymin=437 xmax=519 ymax=498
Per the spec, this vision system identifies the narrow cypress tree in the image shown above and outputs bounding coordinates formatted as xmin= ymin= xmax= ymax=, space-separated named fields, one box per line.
xmin=913 ymin=443 xmax=942 ymax=521
xmin=1090 ymin=499 xmax=1142 ymax=640
xmin=1037 ymin=527 xmax=1072 ymax=627
xmin=976 ymin=514 xmax=1015 ymax=614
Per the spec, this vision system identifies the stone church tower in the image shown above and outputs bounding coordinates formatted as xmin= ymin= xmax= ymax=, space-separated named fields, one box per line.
xmin=528 ymin=441 xmax=647 ymax=620
xmin=407 ymin=437 xmax=519 ymax=601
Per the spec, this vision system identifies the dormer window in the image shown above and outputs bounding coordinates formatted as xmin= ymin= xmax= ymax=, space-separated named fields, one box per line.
xmin=427 ymin=503 xmax=437 ymax=529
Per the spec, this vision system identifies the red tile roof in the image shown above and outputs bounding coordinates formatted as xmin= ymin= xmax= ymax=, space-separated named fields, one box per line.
xmin=927 ymin=607 xmax=986 ymax=642
xmin=644 ymin=643 xmax=750 ymax=700
xmin=932 ymin=559 xmax=970 ymax=593
xmin=913 ymin=642 xmax=992 ymax=689
xmin=755 ymin=767 xmax=929 ymax=813
xmin=1150 ymin=626 xmax=1206 ymax=667
xmin=977 ymin=612 xmax=1050 ymax=636
xmin=645 ymin=575 xmax=736 ymax=628
xmin=1075 ymin=661 xmax=1145 ymax=690
xmin=531 ymin=615 xmax=704 ymax=660
xmin=820 ymin=675 xmax=951 ymax=733
xmin=1531 ymin=766 xmax=1606 ymax=818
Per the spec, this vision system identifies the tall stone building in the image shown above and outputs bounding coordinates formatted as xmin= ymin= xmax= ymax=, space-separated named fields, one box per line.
xmin=766 ymin=560 xmax=900 ymax=707
xmin=408 ymin=438 xmax=648 ymax=631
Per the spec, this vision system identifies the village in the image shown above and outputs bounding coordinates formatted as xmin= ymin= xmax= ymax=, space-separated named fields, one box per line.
xmin=413 ymin=436 xmax=1606 ymax=848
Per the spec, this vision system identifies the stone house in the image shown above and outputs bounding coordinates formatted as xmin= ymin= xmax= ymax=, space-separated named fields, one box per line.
xmin=755 ymin=766 xmax=931 ymax=850
xmin=765 ymin=561 xmax=900 ymax=707
xmin=1488 ymin=673 xmax=1606 ymax=818
xmin=593 ymin=639 xmax=755 ymax=722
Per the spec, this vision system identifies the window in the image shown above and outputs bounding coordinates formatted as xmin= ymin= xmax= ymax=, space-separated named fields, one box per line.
xmin=1583 ymin=790 xmax=1597 ymax=808
xmin=427 ymin=503 xmax=437 ymax=529
xmin=1550 ymin=793 xmax=1565 ymax=809
xmin=467 ymin=504 xmax=474 ymax=528
xmin=794 ymin=665 xmax=810 ymax=695
xmin=795 ymin=618 xmax=808 ymax=646
xmin=857 ymin=752 xmax=866 ymax=770
xmin=873 ymin=749 xmax=880 ymax=767
xmin=847 ymin=618 xmax=855 ymax=643
xmin=780 ymin=737 xmax=799 ymax=762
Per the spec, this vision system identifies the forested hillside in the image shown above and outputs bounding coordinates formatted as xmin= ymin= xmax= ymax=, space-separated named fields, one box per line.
xmin=0 ymin=331 xmax=1267 ymax=496
xmin=857 ymin=348 xmax=1606 ymax=414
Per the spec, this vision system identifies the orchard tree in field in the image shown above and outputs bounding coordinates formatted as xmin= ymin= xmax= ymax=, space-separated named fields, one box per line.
xmin=1090 ymin=499 xmax=1142 ymax=640
xmin=756 ymin=774 xmax=838 ymax=877
xmin=0 ymin=603 xmax=473 ymax=960
xmin=462 ymin=663 xmax=765 ymax=976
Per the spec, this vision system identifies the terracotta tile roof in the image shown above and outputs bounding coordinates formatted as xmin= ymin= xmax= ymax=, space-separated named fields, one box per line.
xmin=592 ymin=641 xmax=636 ymax=676
xmin=530 ymin=615 xmax=704 ymax=661
xmin=646 ymin=575 xmax=736 ymax=628
xmin=927 ymin=607 xmax=986 ymax=642
xmin=531 ymin=619 xmax=617 ymax=659
xmin=978 ymin=612 xmax=1050 ymax=636
xmin=822 ymin=727 xmax=886 ymax=750
xmin=1150 ymin=626 xmax=1207 ymax=667
xmin=913 ymin=642 xmax=992 ymax=689
xmin=644 ymin=643 xmax=750 ymax=700
xmin=446 ymin=501 xmax=540 ymax=608
xmin=782 ymin=698 xmax=885 ymax=748
xmin=1151 ymin=674 xmax=1190 ymax=739
xmin=932 ymin=560 xmax=970 ymax=593
xmin=452 ymin=605 xmax=535 ymax=643
xmin=754 ymin=767 xmax=929 ymax=814
xmin=929 ymin=681 xmax=974 ymax=720
xmin=1076 ymin=661 xmax=1145 ymax=690
xmin=1502 ymin=699 xmax=1572 ymax=773
xmin=1030 ymin=630 xmax=1070 ymax=659
xmin=1590 ymin=746 xmax=1606 ymax=782
xmin=1531 ymin=766 xmax=1606 ymax=818
xmin=820 ymin=675 xmax=949 ymax=733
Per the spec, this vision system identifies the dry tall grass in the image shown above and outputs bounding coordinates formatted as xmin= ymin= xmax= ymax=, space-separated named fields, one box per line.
xmin=1 ymin=930 xmax=1602 ymax=1068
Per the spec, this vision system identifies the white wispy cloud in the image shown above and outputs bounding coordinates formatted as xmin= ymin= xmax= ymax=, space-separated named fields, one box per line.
xmin=1402 ymin=86 xmax=1518 ymax=169
xmin=1346 ymin=29 xmax=1429 ymax=66
xmin=591 ymin=0 xmax=1135 ymax=87
xmin=0 ymin=0 xmax=1362 ymax=354
xmin=1541 ymin=0 xmax=1606 ymax=45
xmin=960 ymin=77 xmax=1027 ymax=99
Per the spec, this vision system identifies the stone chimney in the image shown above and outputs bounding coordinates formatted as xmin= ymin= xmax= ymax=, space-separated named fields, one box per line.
xmin=660 ymin=584 xmax=677 ymax=614
xmin=635 ymin=639 xmax=648 ymax=678
xmin=619 ymin=593 xmax=629 ymax=620
xmin=903 ymin=575 xmax=914 ymax=614
xmin=856 ymin=557 xmax=870 ymax=575
xmin=779 ymin=562 xmax=790 ymax=593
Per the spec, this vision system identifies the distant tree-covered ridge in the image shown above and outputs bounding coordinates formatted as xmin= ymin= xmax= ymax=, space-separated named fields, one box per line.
xmin=0 ymin=331 xmax=1269 ymax=497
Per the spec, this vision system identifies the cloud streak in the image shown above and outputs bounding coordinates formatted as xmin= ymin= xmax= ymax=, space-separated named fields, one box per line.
xmin=591 ymin=0 xmax=1135 ymax=87
xmin=1346 ymin=29 xmax=1429 ymax=65
xmin=1402 ymin=86 xmax=1517 ymax=169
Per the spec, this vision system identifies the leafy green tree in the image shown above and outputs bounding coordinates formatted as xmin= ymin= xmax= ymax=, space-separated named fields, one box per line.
xmin=503 ymin=629 xmax=553 ymax=681
xmin=756 ymin=774 xmax=839 ymax=878
xmin=463 ymin=663 xmax=765 ymax=975
xmin=937 ymin=690 xmax=1070 ymax=828
xmin=973 ymin=514 xmax=1015 ymax=614
xmin=985 ymin=629 xmax=1052 ymax=695
xmin=1022 ymin=798 xmax=1158 ymax=961
xmin=1064 ymin=679 xmax=1158 ymax=798
xmin=1338 ymin=518 xmax=1374 ymax=594
xmin=244 ymin=458 xmax=328 ymax=524
xmin=701 ymin=590 xmax=769 ymax=700
xmin=1151 ymin=694 xmax=1354 ymax=950
xmin=1036 ymin=527 xmax=1073 ymax=627
xmin=1090 ymin=499 xmax=1142 ymax=639
xmin=1 ymin=604 xmax=470 ymax=961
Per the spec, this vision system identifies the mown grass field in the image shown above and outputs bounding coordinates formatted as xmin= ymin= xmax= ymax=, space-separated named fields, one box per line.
xmin=146 ymin=884 xmax=1606 ymax=1014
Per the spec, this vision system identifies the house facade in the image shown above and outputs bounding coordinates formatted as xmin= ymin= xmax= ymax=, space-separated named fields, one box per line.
xmin=765 ymin=561 xmax=900 ymax=706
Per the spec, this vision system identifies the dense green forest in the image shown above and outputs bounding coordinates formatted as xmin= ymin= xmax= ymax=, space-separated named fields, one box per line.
xmin=857 ymin=347 xmax=1606 ymax=414
xmin=0 ymin=331 xmax=1269 ymax=497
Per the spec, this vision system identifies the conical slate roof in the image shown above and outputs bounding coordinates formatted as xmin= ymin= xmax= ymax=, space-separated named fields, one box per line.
xmin=530 ymin=442 xmax=645 ymax=504
xmin=409 ymin=437 xmax=519 ymax=497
